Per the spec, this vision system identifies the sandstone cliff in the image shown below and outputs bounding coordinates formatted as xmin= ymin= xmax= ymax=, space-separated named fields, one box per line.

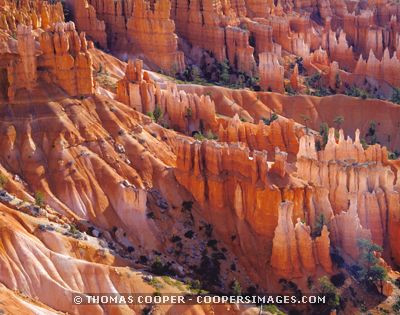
xmin=69 ymin=0 xmax=185 ymax=74
xmin=39 ymin=22 xmax=94 ymax=96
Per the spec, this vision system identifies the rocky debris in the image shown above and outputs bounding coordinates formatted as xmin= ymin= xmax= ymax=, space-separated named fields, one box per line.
xmin=91 ymin=228 xmax=101 ymax=238
xmin=121 ymin=179 xmax=132 ymax=188
xmin=115 ymin=143 xmax=126 ymax=153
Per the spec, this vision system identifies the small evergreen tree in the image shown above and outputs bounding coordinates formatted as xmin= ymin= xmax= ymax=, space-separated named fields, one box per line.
xmin=312 ymin=213 xmax=326 ymax=238
xmin=153 ymin=106 xmax=163 ymax=123
xmin=335 ymin=73 xmax=341 ymax=89
xmin=262 ymin=112 xmax=278 ymax=125
xmin=357 ymin=238 xmax=387 ymax=290
xmin=219 ymin=60 xmax=230 ymax=85
xmin=333 ymin=116 xmax=344 ymax=130
xmin=390 ymin=87 xmax=400 ymax=105
xmin=0 ymin=172 xmax=7 ymax=189
xmin=147 ymin=111 xmax=155 ymax=121
xmin=393 ymin=296 xmax=400 ymax=313
xmin=318 ymin=276 xmax=340 ymax=311
xmin=230 ymin=279 xmax=242 ymax=296
xmin=182 ymin=201 xmax=193 ymax=212
xmin=301 ymin=114 xmax=310 ymax=135
xmin=185 ymin=106 xmax=192 ymax=118
xmin=319 ymin=122 xmax=329 ymax=147
xmin=365 ymin=121 xmax=378 ymax=145
xmin=35 ymin=191 xmax=45 ymax=207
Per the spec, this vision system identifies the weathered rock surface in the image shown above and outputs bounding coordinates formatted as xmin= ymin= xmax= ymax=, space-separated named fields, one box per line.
xmin=69 ymin=0 xmax=185 ymax=73
xmin=2 ymin=0 xmax=400 ymax=313
xmin=39 ymin=22 xmax=94 ymax=96
xmin=271 ymin=201 xmax=332 ymax=276
xmin=259 ymin=52 xmax=284 ymax=93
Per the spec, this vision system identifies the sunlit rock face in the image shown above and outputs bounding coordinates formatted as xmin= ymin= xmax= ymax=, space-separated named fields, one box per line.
xmin=297 ymin=129 xmax=400 ymax=263
xmin=39 ymin=22 xmax=95 ymax=96
xmin=68 ymin=0 xmax=185 ymax=74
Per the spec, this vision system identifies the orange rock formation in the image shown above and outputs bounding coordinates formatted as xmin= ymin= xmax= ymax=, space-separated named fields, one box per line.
xmin=69 ymin=0 xmax=185 ymax=73
xmin=2 ymin=0 xmax=400 ymax=313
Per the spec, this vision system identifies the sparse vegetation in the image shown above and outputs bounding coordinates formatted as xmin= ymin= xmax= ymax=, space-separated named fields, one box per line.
xmin=333 ymin=116 xmax=344 ymax=130
xmin=319 ymin=122 xmax=329 ymax=148
xmin=184 ymin=230 xmax=194 ymax=239
xmin=330 ymin=248 xmax=345 ymax=268
xmin=304 ymin=72 xmax=334 ymax=96
xmin=230 ymin=279 xmax=242 ymax=296
xmin=391 ymin=87 xmax=400 ymax=105
xmin=34 ymin=191 xmax=45 ymax=207
xmin=170 ymin=235 xmax=182 ymax=243
xmin=185 ymin=106 xmax=192 ymax=118
xmin=357 ymin=238 xmax=387 ymax=290
xmin=218 ymin=60 xmax=230 ymax=85
xmin=312 ymin=213 xmax=326 ymax=238
xmin=301 ymin=114 xmax=311 ymax=134
xmin=307 ymin=276 xmax=313 ymax=289
xmin=94 ymin=63 xmax=117 ymax=92
xmin=365 ymin=120 xmax=378 ymax=145
xmin=187 ymin=279 xmax=202 ymax=292
xmin=69 ymin=223 xmax=79 ymax=235
xmin=150 ymin=257 xmax=174 ymax=276
xmin=146 ymin=211 xmax=155 ymax=219
xmin=262 ymin=305 xmax=286 ymax=315
xmin=388 ymin=150 xmax=400 ymax=160
xmin=0 ymin=172 xmax=7 ymax=189
xmin=193 ymin=130 xmax=217 ymax=141
xmin=202 ymin=223 xmax=213 ymax=237
xmin=161 ymin=275 xmax=185 ymax=290
xmin=289 ymin=56 xmax=305 ymax=74
xmin=181 ymin=201 xmax=193 ymax=212
xmin=177 ymin=59 xmax=259 ymax=90
xmin=262 ymin=112 xmax=278 ymax=125
xmin=306 ymin=72 xmax=322 ymax=88
xmin=393 ymin=296 xmax=400 ymax=313
xmin=153 ymin=106 xmax=163 ymax=123
xmin=345 ymin=86 xmax=369 ymax=99
xmin=318 ymin=276 xmax=340 ymax=311
xmin=148 ymin=277 xmax=164 ymax=289
xmin=279 ymin=279 xmax=302 ymax=298
xmin=360 ymin=138 xmax=369 ymax=150
xmin=147 ymin=106 xmax=163 ymax=123
xmin=196 ymin=249 xmax=221 ymax=287
xmin=146 ymin=111 xmax=155 ymax=121
xmin=330 ymin=273 xmax=346 ymax=288
xmin=285 ymin=83 xmax=296 ymax=96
